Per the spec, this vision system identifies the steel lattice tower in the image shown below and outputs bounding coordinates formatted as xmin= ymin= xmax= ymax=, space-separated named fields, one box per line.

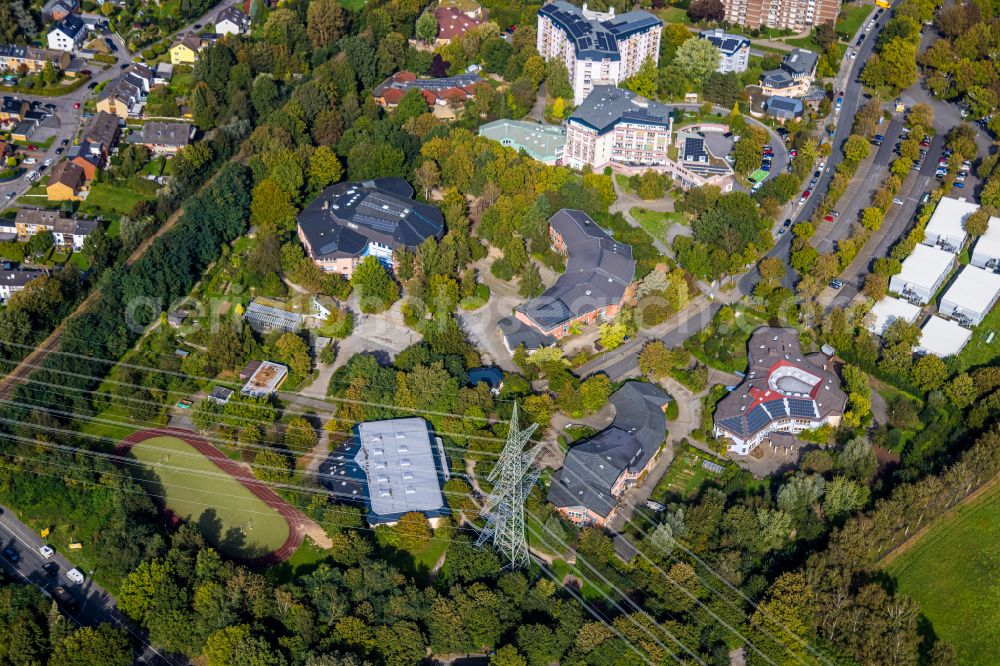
xmin=476 ymin=405 xmax=541 ymax=569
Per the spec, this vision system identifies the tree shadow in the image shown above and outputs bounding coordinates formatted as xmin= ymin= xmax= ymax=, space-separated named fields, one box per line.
xmin=197 ymin=508 xmax=223 ymax=547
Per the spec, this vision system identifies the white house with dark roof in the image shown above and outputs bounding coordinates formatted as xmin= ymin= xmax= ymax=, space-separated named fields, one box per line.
xmin=759 ymin=48 xmax=818 ymax=97
xmin=537 ymin=1 xmax=662 ymax=104
xmin=215 ymin=6 xmax=251 ymax=35
xmin=47 ymin=14 xmax=87 ymax=52
xmin=0 ymin=269 xmax=46 ymax=303
xmin=714 ymin=328 xmax=846 ymax=455
xmin=699 ymin=29 xmax=750 ymax=73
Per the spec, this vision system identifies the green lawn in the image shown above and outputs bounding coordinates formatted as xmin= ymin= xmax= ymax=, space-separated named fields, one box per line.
xmin=955 ymin=301 xmax=1000 ymax=372
xmin=782 ymin=35 xmax=823 ymax=52
xmin=651 ymin=445 xmax=727 ymax=502
xmin=630 ymin=207 xmax=686 ymax=246
xmin=656 ymin=6 xmax=691 ymax=24
xmin=886 ymin=481 xmax=1000 ymax=665
xmin=79 ymin=180 xmax=155 ymax=216
xmin=837 ymin=4 xmax=872 ymax=40
xmin=126 ymin=434 xmax=291 ymax=560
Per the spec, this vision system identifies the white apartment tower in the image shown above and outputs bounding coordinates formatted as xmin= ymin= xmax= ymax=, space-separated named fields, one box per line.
xmin=537 ymin=1 xmax=662 ymax=105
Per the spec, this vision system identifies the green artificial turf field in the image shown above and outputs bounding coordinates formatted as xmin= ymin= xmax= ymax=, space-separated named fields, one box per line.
xmin=886 ymin=481 xmax=1000 ymax=664
xmin=127 ymin=435 xmax=291 ymax=559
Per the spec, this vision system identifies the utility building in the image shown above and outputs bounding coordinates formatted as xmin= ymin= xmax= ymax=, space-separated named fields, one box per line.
xmin=889 ymin=244 xmax=956 ymax=304
xmin=970 ymin=215 xmax=1000 ymax=270
xmin=916 ymin=316 xmax=973 ymax=357
xmin=938 ymin=265 xmax=1000 ymax=327
xmin=866 ymin=297 xmax=922 ymax=336
xmin=923 ymin=197 xmax=977 ymax=253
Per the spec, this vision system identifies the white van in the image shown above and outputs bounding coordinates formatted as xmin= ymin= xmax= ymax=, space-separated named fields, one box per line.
xmin=66 ymin=568 xmax=85 ymax=584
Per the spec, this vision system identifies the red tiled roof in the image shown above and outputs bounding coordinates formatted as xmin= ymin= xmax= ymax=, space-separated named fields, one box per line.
xmin=380 ymin=88 xmax=405 ymax=105
xmin=393 ymin=71 xmax=417 ymax=83
xmin=434 ymin=6 xmax=482 ymax=41
xmin=438 ymin=87 xmax=468 ymax=101
xmin=420 ymin=89 xmax=437 ymax=105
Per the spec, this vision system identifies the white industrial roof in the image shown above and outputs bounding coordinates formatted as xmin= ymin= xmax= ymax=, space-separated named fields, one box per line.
xmin=972 ymin=216 xmax=1000 ymax=261
xmin=355 ymin=418 xmax=445 ymax=520
xmin=925 ymin=197 xmax=977 ymax=246
xmin=917 ymin=316 xmax=972 ymax=357
xmin=895 ymin=244 xmax=955 ymax=291
xmin=941 ymin=265 xmax=1000 ymax=315
xmin=867 ymin=297 xmax=921 ymax=335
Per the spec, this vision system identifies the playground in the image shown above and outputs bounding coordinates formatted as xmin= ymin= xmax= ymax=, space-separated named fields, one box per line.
xmin=118 ymin=428 xmax=302 ymax=563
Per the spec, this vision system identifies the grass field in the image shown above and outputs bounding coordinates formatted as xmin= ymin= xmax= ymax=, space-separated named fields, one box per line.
xmin=651 ymin=445 xmax=727 ymax=501
xmin=886 ymin=480 xmax=1000 ymax=664
xmin=630 ymin=207 xmax=685 ymax=246
xmin=955 ymin=302 xmax=1000 ymax=372
xmin=80 ymin=181 xmax=156 ymax=216
xmin=837 ymin=4 xmax=872 ymax=40
xmin=126 ymin=435 xmax=291 ymax=559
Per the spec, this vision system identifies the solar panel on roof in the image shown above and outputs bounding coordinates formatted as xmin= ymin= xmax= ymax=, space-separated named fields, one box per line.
xmin=746 ymin=406 xmax=771 ymax=433
xmin=788 ymin=399 xmax=817 ymax=417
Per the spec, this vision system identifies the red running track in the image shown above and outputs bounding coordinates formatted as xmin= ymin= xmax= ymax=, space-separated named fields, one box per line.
xmin=117 ymin=427 xmax=303 ymax=565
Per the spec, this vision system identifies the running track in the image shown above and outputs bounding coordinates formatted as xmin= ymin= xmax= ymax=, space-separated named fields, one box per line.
xmin=117 ymin=427 xmax=304 ymax=565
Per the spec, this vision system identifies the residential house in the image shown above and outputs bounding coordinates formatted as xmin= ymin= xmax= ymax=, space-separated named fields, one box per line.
xmin=296 ymin=177 xmax=444 ymax=277
xmin=154 ymin=62 xmax=174 ymax=85
xmin=699 ymin=29 xmax=750 ymax=73
xmin=0 ymin=269 xmax=46 ymax=303
xmin=169 ymin=35 xmax=202 ymax=65
xmin=14 ymin=208 xmax=98 ymax=251
xmin=96 ymin=77 xmax=141 ymax=119
xmin=68 ymin=145 xmax=102 ymax=180
xmin=215 ymin=6 xmax=251 ymax=35
xmin=81 ymin=110 xmax=120 ymax=159
xmin=548 ymin=382 xmax=669 ymax=526
xmin=46 ymin=160 xmax=86 ymax=201
xmin=765 ymin=96 xmax=804 ymax=121
xmin=0 ymin=45 xmax=70 ymax=74
xmin=134 ymin=121 xmax=192 ymax=155
xmin=432 ymin=5 xmax=482 ymax=45
xmin=372 ymin=71 xmax=484 ymax=109
xmin=47 ymin=15 xmax=87 ymax=53
xmin=759 ymin=48 xmax=818 ymax=97
xmin=713 ymin=328 xmax=846 ymax=455
xmin=0 ymin=97 xmax=28 ymax=122
xmin=499 ymin=209 xmax=634 ymax=347
xmin=42 ymin=0 xmax=79 ymax=21
xmin=537 ymin=1 xmax=662 ymax=105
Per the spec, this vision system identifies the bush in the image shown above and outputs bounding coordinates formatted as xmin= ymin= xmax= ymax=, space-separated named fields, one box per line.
xmin=142 ymin=49 xmax=156 ymax=60
xmin=490 ymin=257 xmax=514 ymax=280
xmin=93 ymin=53 xmax=116 ymax=65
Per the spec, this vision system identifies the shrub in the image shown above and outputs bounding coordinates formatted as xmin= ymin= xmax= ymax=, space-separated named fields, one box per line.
xmin=490 ymin=257 xmax=514 ymax=280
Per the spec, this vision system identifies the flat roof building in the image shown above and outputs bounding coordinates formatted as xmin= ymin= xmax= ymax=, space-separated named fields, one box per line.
xmin=924 ymin=197 xmax=976 ymax=253
xmin=296 ymin=177 xmax=444 ymax=278
xmin=916 ymin=316 xmax=973 ymax=357
xmin=970 ymin=215 xmax=1000 ymax=271
xmin=240 ymin=360 xmax=288 ymax=397
xmin=477 ymin=119 xmax=566 ymax=165
xmin=939 ymin=265 xmax=1000 ymax=327
xmin=511 ymin=209 xmax=634 ymax=341
xmin=713 ymin=328 xmax=846 ymax=455
xmin=866 ymin=296 xmax=922 ymax=336
xmin=889 ymin=244 xmax=956 ymax=305
xmin=321 ymin=418 xmax=449 ymax=526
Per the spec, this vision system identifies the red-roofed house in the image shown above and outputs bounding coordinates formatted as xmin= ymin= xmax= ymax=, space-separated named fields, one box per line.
xmin=433 ymin=5 xmax=483 ymax=45
xmin=372 ymin=71 xmax=484 ymax=110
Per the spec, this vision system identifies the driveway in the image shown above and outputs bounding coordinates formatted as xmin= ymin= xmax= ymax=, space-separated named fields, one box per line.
xmin=0 ymin=505 xmax=178 ymax=665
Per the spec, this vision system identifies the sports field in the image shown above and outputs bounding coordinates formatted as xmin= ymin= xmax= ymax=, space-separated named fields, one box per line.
xmin=885 ymin=480 xmax=1000 ymax=664
xmin=121 ymin=430 xmax=297 ymax=562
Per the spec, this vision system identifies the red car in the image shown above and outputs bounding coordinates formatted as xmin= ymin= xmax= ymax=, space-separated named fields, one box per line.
xmin=803 ymin=190 xmax=811 ymax=198
xmin=790 ymin=149 xmax=798 ymax=157
xmin=73 ymin=102 xmax=80 ymax=109
xmin=824 ymin=214 xmax=834 ymax=222
xmin=27 ymin=145 xmax=36 ymax=151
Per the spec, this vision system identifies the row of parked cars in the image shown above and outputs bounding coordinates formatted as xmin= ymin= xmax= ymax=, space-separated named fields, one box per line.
xmin=2 ymin=542 xmax=86 ymax=612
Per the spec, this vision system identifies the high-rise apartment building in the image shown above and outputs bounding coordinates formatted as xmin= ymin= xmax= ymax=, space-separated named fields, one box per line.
xmin=536 ymin=1 xmax=662 ymax=105
xmin=723 ymin=0 xmax=840 ymax=31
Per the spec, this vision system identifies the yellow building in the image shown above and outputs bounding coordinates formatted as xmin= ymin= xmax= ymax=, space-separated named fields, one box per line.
xmin=169 ymin=35 xmax=202 ymax=65
xmin=46 ymin=161 xmax=85 ymax=202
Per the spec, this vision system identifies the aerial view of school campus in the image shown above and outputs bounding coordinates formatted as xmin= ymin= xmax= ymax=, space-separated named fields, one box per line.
xmin=0 ymin=0 xmax=997 ymax=663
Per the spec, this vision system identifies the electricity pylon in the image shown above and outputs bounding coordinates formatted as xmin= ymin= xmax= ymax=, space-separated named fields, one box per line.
xmin=476 ymin=404 xmax=541 ymax=569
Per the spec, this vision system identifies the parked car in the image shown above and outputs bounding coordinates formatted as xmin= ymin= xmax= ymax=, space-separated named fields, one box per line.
xmin=789 ymin=149 xmax=797 ymax=157
xmin=802 ymin=190 xmax=811 ymax=199
xmin=54 ymin=147 xmax=63 ymax=155
xmin=831 ymin=210 xmax=840 ymax=217
xmin=51 ymin=586 xmax=79 ymax=612
xmin=856 ymin=33 xmax=865 ymax=46
xmin=954 ymin=181 xmax=965 ymax=189
xmin=39 ymin=545 xmax=54 ymax=559
xmin=42 ymin=562 xmax=59 ymax=577
xmin=829 ymin=279 xmax=844 ymax=289
xmin=2 ymin=546 xmax=19 ymax=562
xmin=43 ymin=158 xmax=53 ymax=166
xmin=921 ymin=192 xmax=931 ymax=204
xmin=783 ymin=218 xmax=792 ymax=227
xmin=824 ymin=214 xmax=834 ymax=222
xmin=66 ymin=569 xmax=84 ymax=585
xmin=73 ymin=102 xmax=80 ymax=109
xmin=61 ymin=139 xmax=69 ymax=147
xmin=87 ymin=81 xmax=98 ymax=90
xmin=893 ymin=198 xmax=904 ymax=205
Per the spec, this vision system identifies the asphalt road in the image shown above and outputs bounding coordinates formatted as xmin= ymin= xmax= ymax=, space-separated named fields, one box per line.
xmin=0 ymin=505 xmax=178 ymax=665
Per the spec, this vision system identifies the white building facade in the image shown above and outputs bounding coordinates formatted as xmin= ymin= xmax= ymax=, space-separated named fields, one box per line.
xmin=537 ymin=2 xmax=662 ymax=105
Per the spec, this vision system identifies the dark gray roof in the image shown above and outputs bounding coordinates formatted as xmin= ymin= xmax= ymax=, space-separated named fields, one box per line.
xmin=53 ymin=14 xmax=85 ymax=39
xmin=569 ymin=85 xmax=672 ymax=135
xmin=767 ymin=96 xmax=803 ymax=118
xmin=0 ymin=269 xmax=45 ymax=289
xmin=140 ymin=121 xmax=191 ymax=146
xmin=548 ymin=381 xmax=668 ymax=518
xmin=83 ymin=111 xmax=118 ymax=149
xmin=517 ymin=209 xmax=634 ymax=331
xmin=761 ymin=69 xmax=794 ymax=89
xmin=713 ymin=328 xmax=847 ymax=441
xmin=699 ymin=29 xmax=749 ymax=56
xmin=296 ymin=178 xmax=444 ymax=261
xmin=498 ymin=316 xmax=557 ymax=351
xmin=538 ymin=2 xmax=660 ymax=61
xmin=782 ymin=48 xmax=818 ymax=76
xmin=216 ymin=5 xmax=251 ymax=30
xmin=372 ymin=72 xmax=482 ymax=97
